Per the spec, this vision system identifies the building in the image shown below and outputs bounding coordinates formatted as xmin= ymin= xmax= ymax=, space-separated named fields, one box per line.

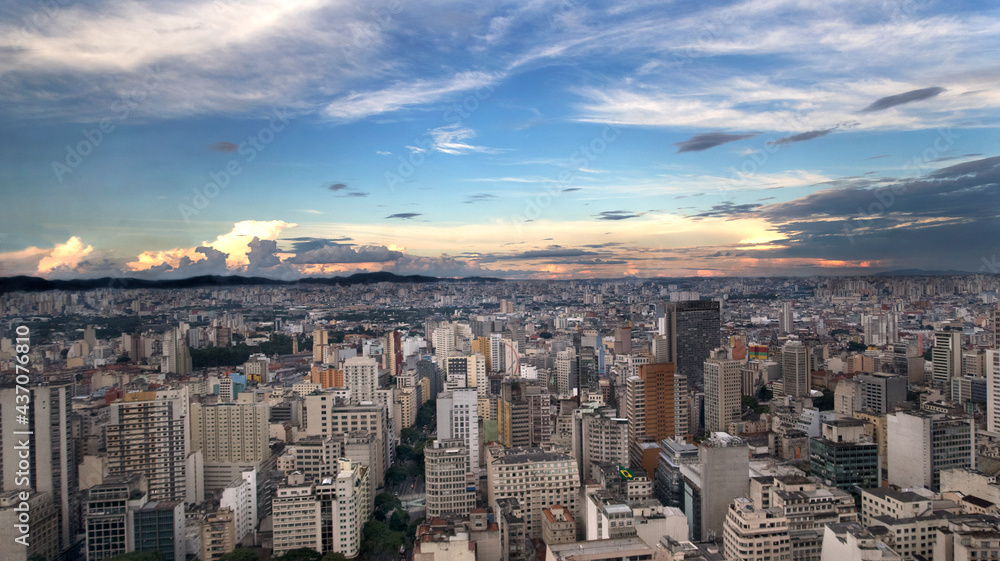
xmin=0 ymin=382 xmax=78 ymax=557
xmin=106 ymin=393 xmax=188 ymax=502
xmin=761 ymin=476 xmax=858 ymax=561
xmin=544 ymin=536 xmax=654 ymax=561
xmin=987 ymin=349 xmax=1000 ymax=432
xmin=655 ymin=437 xmax=699 ymax=509
xmin=133 ymin=501 xmax=185 ymax=561
xmin=302 ymin=397 xmax=392 ymax=487
xmin=220 ymin=470 xmax=257 ymax=544
xmin=722 ymin=497 xmax=791 ymax=561
xmin=83 ymin=474 xmax=148 ymax=561
xmin=438 ymin=389 xmax=480 ymax=475
xmin=542 ymin=504 xmax=577 ymax=546
xmin=819 ymin=523 xmax=901 ymax=561
xmin=200 ymin=509 xmax=236 ymax=561
xmin=703 ymin=348 xmax=743 ymax=434
xmin=487 ymin=447 xmax=580 ymax=538
xmin=0 ymin=491 xmax=60 ymax=561
xmin=856 ymin=373 xmax=908 ymax=414
xmin=191 ymin=402 xmax=271 ymax=489
xmin=662 ymin=300 xmax=721 ymax=389
xmin=887 ymin=410 xmax=975 ymax=491
xmin=780 ymin=301 xmax=794 ymax=334
xmin=626 ymin=363 xmax=688 ymax=474
xmin=932 ymin=331 xmax=963 ymax=387
xmin=498 ymin=379 xmax=551 ymax=448
xmin=781 ymin=341 xmax=810 ymax=398
xmin=272 ymin=461 xmax=371 ymax=558
xmin=576 ymin=403 xmax=629 ymax=477
xmin=425 ymin=439 xmax=476 ymax=518
xmin=809 ymin=419 xmax=880 ymax=495
xmin=313 ymin=328 xmax=329 ymax=362
xmin=860 ymin=488 xmax=934 ymax=527
xmin=343 ymin=356 xmax=379 ymax=404
xmin=680 ymin=432 xmax=750 ymax=542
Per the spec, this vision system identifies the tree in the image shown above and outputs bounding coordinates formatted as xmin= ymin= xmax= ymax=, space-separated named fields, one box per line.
xmin=389 ymin=508 xmax=410 ymax=532
xmin=374 ymin=492 xmax=402 ymax=522
xmin=273 ymin=549 xmax=321 ymax=561
xmin=922 ymin=347 xmax=933 ymax=361
xmin=814 ymin=388 xmax=835 ymax=411
xmin=385 ymin=465 xmax=407 ymax=486
xmin=756 ymin=385 xmax=773 ymax=401
xmin=320 ymin=554 xmax=348 ymax=561
xmin=219 ymin=550 xmax=258 ymax=561
xmin=847 ymin=341 xmax=867 ymax=353
xmin=108 ymin=553 xmax=161 ymax=561
xmin=538 ymin=331 xmax=553 ymax=339
xmin=116 ymin=353 xmax=130 ymax=363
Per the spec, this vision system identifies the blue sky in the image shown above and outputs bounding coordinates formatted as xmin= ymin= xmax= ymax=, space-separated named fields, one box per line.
xmin=1 ymin=0 xmax=999 ymax=279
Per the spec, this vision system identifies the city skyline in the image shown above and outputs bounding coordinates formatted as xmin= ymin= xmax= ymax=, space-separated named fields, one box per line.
xmin=2 ymin=1 xmax=999 ymax=280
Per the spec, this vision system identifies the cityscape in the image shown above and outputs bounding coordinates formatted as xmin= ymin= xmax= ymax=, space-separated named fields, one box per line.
xmin=1 ymin=275 xmax=1000 ymax=561
xmin=2 ymin=1 xmax=1000 ymax=561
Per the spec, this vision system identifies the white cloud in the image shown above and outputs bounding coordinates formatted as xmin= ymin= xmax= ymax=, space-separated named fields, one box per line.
xmin=126 ymin=220 xmax=296 ymax=271
xmin=37 ymin=237 xmax=94 ymax=273
xmin=323 ymin=71 xmax=498 ymax=121
xmin=427 ymin=124 xmax=504 ymax=155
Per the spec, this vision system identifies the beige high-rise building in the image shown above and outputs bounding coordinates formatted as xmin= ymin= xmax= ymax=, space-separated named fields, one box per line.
xmin=722 ymin=498 xmax=791 ymax=561
xmin=425 ymin=439 xmax=476 ymax=517
xmin=312 ymin=328 xmax=329 ymax=363
xmin=704 ymin=348 xmax=743 ymax=433
xmin=200 ymin=509 xmax=236 ymax=561
xmin=781 ymin=341 xmax=810 ymax=398
xmin=343 ymin=356 xmax=378 ymax=404
xmin=486 ymin=446 xmax=580 ymax=539
xmin=106 ymin=392 xmax=188 ymax=502
xmin=192 ymin=402 xmax=271 ymax=489
xmin=303 ymin=397 xmax=392 ymax=487
xmin=272 ymin=460 xmax=371 ymax=558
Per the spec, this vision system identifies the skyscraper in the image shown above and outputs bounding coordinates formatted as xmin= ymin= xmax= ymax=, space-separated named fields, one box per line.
xmin=780 ymin=341 xmax=810 ymax=398
xmin=932 ymin=331 xmax=963 ymax=387
xmin=0 ymin=382 xmax=78 ymax=556
xmin=779 ymin=301 xmax=793 ymax=334
xmin=626 ymin=363 xmax=688 ymax=473
xmin=312 ymin=328 xmax=328 ymax=363
xmin=987 ymin=349 xmax=1000 ymax=433
xmin=437 ymin=389 xmax=480 ymax=474
xmin=704 ymin=348 xmax=743 ymax=433
xmin=663 ymin=300 xmax=721 ymax=389
xmin=106 ymin=394 xmax=188 ymax=502
xmin=343 ymin=356 xmax=378 ymax=403
xmin=424 ymin=439 xmax=476 ymax=517
xmin=887 ymin=410 xmax=975 ymax=491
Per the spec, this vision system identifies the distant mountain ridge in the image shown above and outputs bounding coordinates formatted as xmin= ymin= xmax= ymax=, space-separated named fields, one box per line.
xmin=0 ymin=272 xmax=503 ymax=294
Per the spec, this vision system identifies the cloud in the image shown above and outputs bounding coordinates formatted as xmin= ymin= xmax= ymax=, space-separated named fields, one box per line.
xmin=127 ymin=220 xmax=295 ymax=271
xmin=860 ymin=87 xmax=946 ymax=112
xmin=506 ymin=248 xmax=598 ymax=260
xmin=385 ymin=213 xmax=421 ymax=219
xmin=595 ymin=210 xmax=643 ymax=220
xmin=210 ymin=141 xmax=238 ymax=152
xmin=674 ymin=132 xmax=757 ymax=153
xmin=376 ymin=150 xmax=391 ymax=155
xmin=324 ymin=71 xmax=498 ymax=121
xmin=328 ymin=183 xmax=348 ymax=191
xmin=37 ymin=236 xmax=95 ymax=273
xmin=464 ymin=193 xmax=497 ymax=204
xmin=428 ymin=124 xmax=503 ymax=155
xmin=690 ymin=202 xmax=763 ymax=219
xmin=246 ymin=237 xmax=282 ymax=272
xmin=285 ymin=244 xmax=402 ymax=264
xmin=284 ymin=237 xmax=354 ymax=252
xmin=344 ymin=192 xmax=369 ymax=197
xmin=768 ymin=128 xmax=834 ymax=145
xmin=562 ymin=187 xmax=582 ymax=192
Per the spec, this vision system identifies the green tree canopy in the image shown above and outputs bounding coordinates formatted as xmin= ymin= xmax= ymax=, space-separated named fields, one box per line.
xmin=389 ymin=508 xmax=410 ymax=532
xmin=219 ymin=549 xmax=259 ymax=561
xmin=108 ymin=553 xmax=162 ymax=561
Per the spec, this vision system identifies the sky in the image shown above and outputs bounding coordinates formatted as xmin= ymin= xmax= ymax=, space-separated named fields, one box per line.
xmin=1 ymin=0 xmax=999 ymax=280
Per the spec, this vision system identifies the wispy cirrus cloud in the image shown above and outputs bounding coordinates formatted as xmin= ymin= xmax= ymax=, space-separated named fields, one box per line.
xmin=428 ymin=124 xmax=504 ymax=155
xmin=674 ymin=132 xmax=757 ymax=153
